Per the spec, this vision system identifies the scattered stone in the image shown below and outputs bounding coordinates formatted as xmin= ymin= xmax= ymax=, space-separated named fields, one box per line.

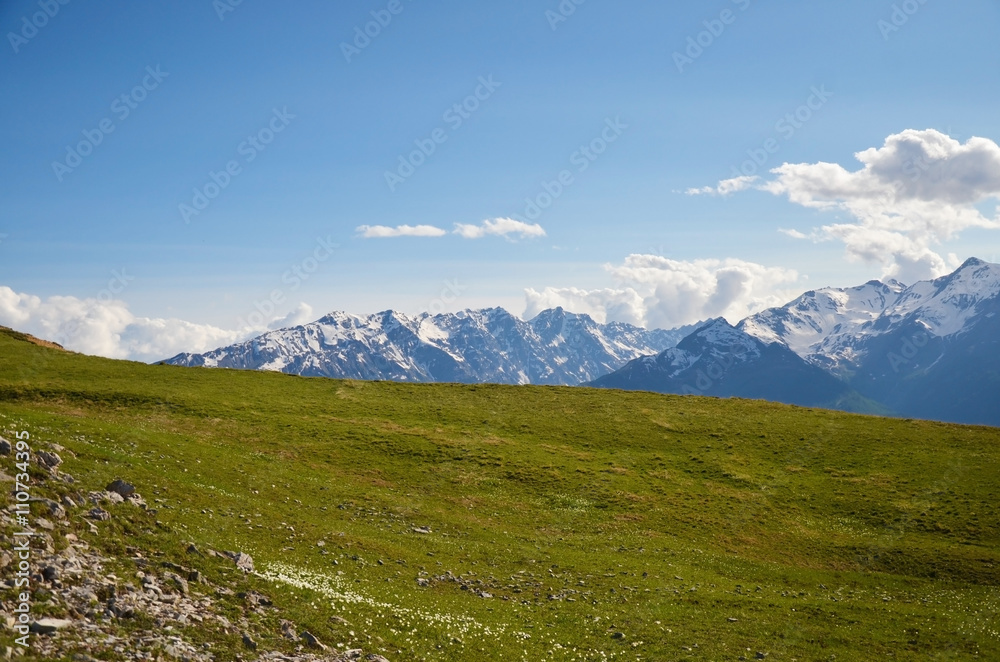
xmin=412 ymin=526 xmax=432 ymax=534
xmin=239 ymin=590 xmax=273 ymax=607
xmin=756 ymin=653 xmax=768 ymax=660
xmin=34 ymin=450 xmax=63 ymax=473
xmin=0 ymin=436 xmax=11 ymax=455
xmin=416 ymin=578 xmax=430 ymax=587
xmin=29 ymin=618 xmax=74 ymax=634
xmin=42 ymin=566 xmax=60 ymax=582
xmin=280 ymin=619 xmax=297 ymax=640
xmin=106 ymin=478 xmax=136 ymax=497
xmin=301 ymin=631 xmax=327 ymax=650
xmin=35 ymin=517 xmax=55 ymax=531
xmin=164 ymin=571 xmax=190 ymax=595
xmin=241 ymin=632 xmax=258 ymax=650
xmin=224 ymin=551 xmax=255 ymax=573
xmin=85 ymin=507 xmax=111 ymax=521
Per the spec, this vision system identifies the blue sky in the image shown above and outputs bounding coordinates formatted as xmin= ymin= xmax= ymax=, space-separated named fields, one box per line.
xmin=2 ymin=0 xmax=1000 ymax=359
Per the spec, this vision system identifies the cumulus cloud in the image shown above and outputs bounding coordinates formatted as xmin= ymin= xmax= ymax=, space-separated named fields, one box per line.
xmin=692 ymin=130 xmax=1000 ymax=282
xmin=525 ymin=256 xmax=800 ymax=329
xmin=686 ymin=175 xmax=759 ymax=197
xmin=267 ymin=302 xmax=314 ymax=330
xmin=0 ymin=286 xmax=294 ymax=363
xmin=524 ymin=286 xmax=646 ymax=326
xmin=454 ymin=217 xmax=546 ymax=240
xmin=356 ymin=224 xmax=448 ymax=238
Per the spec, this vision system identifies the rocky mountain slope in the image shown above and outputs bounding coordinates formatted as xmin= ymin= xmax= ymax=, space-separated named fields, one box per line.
xmin=738 ymin=258 xmax=1000 ymax=424
xmin=588 ymin=318 xmax=878 ymax=411
xmin=0 ymin=435 xmax=387 ymax=661
xmin=165 ymin=308 xmax=696 ymax=386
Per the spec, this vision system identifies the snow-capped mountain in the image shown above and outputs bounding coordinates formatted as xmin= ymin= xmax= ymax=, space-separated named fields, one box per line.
xmin=164 ymin=307 xmax=698 ymax=386
xmin=738 ymin=279 xmax=907 ymax=372
xmin=739 ymin=258 xmax=1000 ymax=374
xmin=588 ymin=318 xmax=875 ymax=411
xmin=165 ymin=259 xmax=1000 ymax=425
xmin=599 ymin=257 xmax=1000 ymax=425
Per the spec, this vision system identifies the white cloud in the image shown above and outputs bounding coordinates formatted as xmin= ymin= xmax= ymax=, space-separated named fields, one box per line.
xmin=524 ymin=255 xmax=800 ymax=330
xmin=453 ymin=217 xmax=546 ymax=240
xmin=694 ymin=129 xmax=1000 ymax=282
xmin=0 ymin=286 xmax=310 ymax=363
xmin=356 ymin=224 xmax=447 ymax=238
xmin=355 ymin=218 xmax=546 ymax=241
xmin=686 ymin=175 xmax=759 ymax=197
xmin=524 ymin=286 xmax=645 ymax=326
xmin=267 ymin=302 xmax=314 ymax=330
xmin=778 ymin=228 xmax=809 ymax=239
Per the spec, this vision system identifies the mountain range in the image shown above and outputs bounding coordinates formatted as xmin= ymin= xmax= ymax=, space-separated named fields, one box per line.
xmin=165 ymin=307 xmax=699 ymax=386
xmin=593 ymin=257 xmax=1000 ymax=425
xmin=165 ymin=258 xmax=1000 ymax=426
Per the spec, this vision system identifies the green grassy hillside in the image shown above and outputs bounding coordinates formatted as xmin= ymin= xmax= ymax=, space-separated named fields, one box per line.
xmin=1 ymin=327 xmax=998 ymax=660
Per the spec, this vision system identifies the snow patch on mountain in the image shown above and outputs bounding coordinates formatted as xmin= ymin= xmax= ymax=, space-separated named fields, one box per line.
xmin=165 ymin=307 xmax=697 ymax=386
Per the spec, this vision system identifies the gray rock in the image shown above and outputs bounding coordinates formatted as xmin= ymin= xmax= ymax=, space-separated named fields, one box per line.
xmin=0 ymin=436 xmax=11 ymax=455
xmin=106 ymin=478 xmax=136 ymax=498
xmin=34 ymin=450 xmax=62 ymax=472
xmin=301 ymin=630 xmax=327 ymax=650
xmin=86 ymin=508 xmax=111 ymax=522
xmin=241 ymin=632 xmax=257 ymax=650
xmin=164 ymin=572 xmax=190 ymax=595
xmin=232 ymin=551 xmax=254 ymax=573
xmin=280 ymin=619 xmax=297 ymax=640
xmin=29 ymin=618 xmax=74 ymax=634
xmin=366 ymin=656 xmax=391 ymax=662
